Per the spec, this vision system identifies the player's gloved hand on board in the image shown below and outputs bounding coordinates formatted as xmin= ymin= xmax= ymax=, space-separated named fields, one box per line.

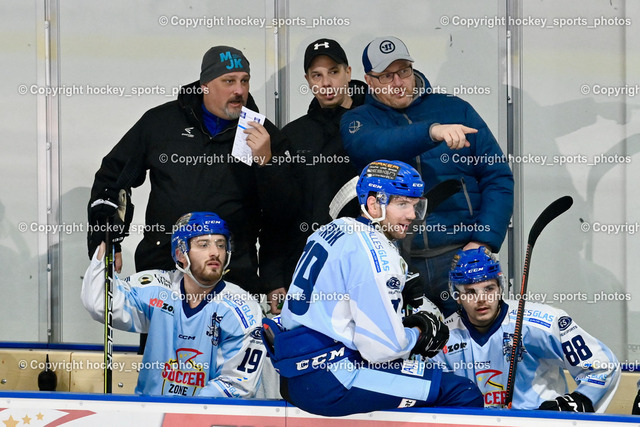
xmin=538 ymin=391 xmax=594 ymax=412
xmin=87 ymin=187 xmax=134 ymax=258
xmin=403 ymin=310 xmax=449 ymax=358
xmin=632 ymin=382 xmax=640 ymax=415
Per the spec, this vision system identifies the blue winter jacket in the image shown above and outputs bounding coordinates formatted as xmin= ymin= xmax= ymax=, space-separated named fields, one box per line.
xmin=340 ymin=70 xmax=513 ymax=254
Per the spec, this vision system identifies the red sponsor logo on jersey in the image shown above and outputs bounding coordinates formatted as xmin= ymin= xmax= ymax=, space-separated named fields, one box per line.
xmin=150 ymin=298 xmax=163 ymax=308
xmin=162 ymin=348 xmax=206 ymax=395
xmin=476 ymin=369 xmax=506 ymax=407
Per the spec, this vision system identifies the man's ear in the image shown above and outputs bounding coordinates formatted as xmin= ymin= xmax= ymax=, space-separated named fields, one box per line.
xmin=364 ymin=74 xmax=372 ymax=86
xmin=175 ymin=248 xmax=186 ymax=265
xmin=366 ymin=195 xmax=381 ymax=217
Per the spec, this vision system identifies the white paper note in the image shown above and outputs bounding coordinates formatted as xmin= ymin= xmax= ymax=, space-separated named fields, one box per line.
xmin=232 ymin=106 xmax=266 ymax=166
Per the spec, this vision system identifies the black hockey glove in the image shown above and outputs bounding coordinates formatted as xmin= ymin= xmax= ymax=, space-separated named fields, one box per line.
xmin=632 ymin=389 xmax=640 ymax=415
xmin=402 ymin=311 xmax=449 ymax=358
xmin=87 ymin=188 xmax=134 ymax=257
xmin=90 ymin=187 xmax=120 ymax=223
xmin=538 ymin=392 xmax=594 ymax=412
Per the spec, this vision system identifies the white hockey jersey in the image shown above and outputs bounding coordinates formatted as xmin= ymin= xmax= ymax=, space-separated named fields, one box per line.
xmin=281 ymin=217 xmax=420 ymax=363
xmin=431 ymin=299 xmax=620 ymax=411
xmin=82 ymin=252 xmax=264 ymax=398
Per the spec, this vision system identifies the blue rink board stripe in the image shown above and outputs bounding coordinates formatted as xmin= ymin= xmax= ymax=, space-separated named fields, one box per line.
xmin=0 ymin=391 xmax=636 ymax=423
xmin=399 ymin=405 xmax=638 ymax=423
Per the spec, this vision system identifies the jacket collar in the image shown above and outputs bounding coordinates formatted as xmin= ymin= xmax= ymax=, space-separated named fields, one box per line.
xmin=177 ymin=80 xmax=260 ymax=137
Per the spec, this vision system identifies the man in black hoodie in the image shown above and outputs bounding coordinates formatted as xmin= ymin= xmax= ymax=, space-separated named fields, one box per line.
xmin=88 ymin=46 xmax=296 ymax=321
xmin=282 ymin=38 xmax=366 ymax=282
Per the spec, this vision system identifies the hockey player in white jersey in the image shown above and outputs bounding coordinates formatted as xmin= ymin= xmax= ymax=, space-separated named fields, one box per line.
xmin=82 ymin=212 xmax=265 ymax=397
xmin=262 ymin=160 xmax=484 ymax=416
xmin=432 ymin=247 xmax=620 ymax=411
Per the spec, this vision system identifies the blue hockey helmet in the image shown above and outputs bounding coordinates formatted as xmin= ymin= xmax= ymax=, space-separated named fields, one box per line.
xmin=356 ymin=160 xmax=426 ymax=221
xmin=449 ymin=247 xmax=504 ymax=292
xmin=171 ymin=212 xmax=231 ymax=264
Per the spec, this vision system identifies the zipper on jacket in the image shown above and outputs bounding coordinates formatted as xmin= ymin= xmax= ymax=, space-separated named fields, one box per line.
xmin=460 ymin=177 xmax=473 ymax=216
xmin=188 ymin=105 xmax=234 ymax=141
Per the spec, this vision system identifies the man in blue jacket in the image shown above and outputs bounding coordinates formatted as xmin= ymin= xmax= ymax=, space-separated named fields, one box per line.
xmin=341 ymin=36 xmax=513 ymax=317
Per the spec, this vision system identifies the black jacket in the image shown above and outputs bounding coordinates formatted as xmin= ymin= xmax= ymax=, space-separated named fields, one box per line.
xmin=281 ymin=80 xmax=367 ymax=277
xmin=89 ymin=81 xmax=297 ymax=294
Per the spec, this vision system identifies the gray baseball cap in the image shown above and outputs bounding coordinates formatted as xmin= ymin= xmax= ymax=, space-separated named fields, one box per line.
xmin=362 ymin=36 xmax=414 ymax=74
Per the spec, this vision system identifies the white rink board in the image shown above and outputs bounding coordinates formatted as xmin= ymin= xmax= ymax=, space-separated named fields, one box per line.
xmin=0 ymin=392 xmax=638 ymax=427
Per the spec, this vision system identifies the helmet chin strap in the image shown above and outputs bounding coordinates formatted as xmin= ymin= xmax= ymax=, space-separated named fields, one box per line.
xmin=360 ymin=203 xmax=387 ymax=224
xmin=175 ymin=250 xmax=232 ymax=290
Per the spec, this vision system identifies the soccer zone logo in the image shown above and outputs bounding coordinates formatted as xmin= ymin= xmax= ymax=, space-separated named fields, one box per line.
xmin=207 ymin=312 xmax=224 ymax=346
xmin=161 ymin=348 xmax=206 ymax=396
xmin=475 ymin=369 xmax=506 ymax=407
xmin=502 ymin=332 xmax=526 ymax=363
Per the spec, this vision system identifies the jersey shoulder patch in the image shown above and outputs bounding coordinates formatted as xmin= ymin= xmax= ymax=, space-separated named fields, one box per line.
xmin=126 ymin=269 xmax=174 ymax=289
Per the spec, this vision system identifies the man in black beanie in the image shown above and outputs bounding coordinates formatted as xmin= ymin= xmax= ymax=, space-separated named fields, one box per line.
xmin=88 ymin=45 xmax=297 ymax=344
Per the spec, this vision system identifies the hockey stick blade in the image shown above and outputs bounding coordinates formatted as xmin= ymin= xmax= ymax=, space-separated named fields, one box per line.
xmin=528 ymin=195 xmax=573 ymax=247
xmin=426 ymin=178 xmax=462 ymax=215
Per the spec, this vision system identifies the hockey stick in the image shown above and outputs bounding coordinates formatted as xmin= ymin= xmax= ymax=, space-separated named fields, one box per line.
xmin=104 ymin=216 xmax=114 ymax=393
xmin=504 ymin=195 xmax=573 ymax=407
xmin=102 ymin=159 xmax=141 ymax=393
xmin=425 ymin=178 xmax=462 ymax=215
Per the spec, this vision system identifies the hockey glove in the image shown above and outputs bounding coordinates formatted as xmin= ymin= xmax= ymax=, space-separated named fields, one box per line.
xmin=87 ymin=188 xmax=134 ymax=257
xmin=403 ymin=311 xmax=449 ymax=358
xmin=406 ymin=296 xmax=444 ymax=321
xmin=632 ymin=389 xmax=640 ymax=415
xmin=90 ymin=187 xmax=120 ymax=222
xmin=538 ymin=392 xmax=594 ymax=412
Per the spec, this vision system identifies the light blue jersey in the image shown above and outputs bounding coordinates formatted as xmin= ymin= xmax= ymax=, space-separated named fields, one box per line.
xmin=432 ymin=299 xmax=620 ymax=411
xmin=281 ymin=217 xmax=419 ymax=364
xmin=270 ymin=217 xmax=483 ymax=416
xmin=82 ymin=252 xmax=264 ymax=398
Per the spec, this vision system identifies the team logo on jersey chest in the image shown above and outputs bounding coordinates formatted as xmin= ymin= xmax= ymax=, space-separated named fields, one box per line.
xmin=386 ymin=277 xmax=401 ymax=290
xmin=206 ymin=313 xmax=224 ymax=346
xmin=250 ymin=327 xmax=262 ymax=341
xmin=558 ymin=316 xmax=573 ymax=331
